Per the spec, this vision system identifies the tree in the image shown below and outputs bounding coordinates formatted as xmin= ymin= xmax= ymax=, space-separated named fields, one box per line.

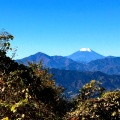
xmin=0 ymin=30 xmax=13 ymax=56
xmin=66 ymin=80 xmax=120 ymax=120
xmin=77 ymin=80 xmax=105 ymax=101
xmin=0 ymin=31 xmax=69 ymax=120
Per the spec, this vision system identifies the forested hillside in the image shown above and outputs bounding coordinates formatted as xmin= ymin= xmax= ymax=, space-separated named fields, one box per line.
xmin=1 ymin=31 xmax=120 ymax=120
xmin=50 ymin=68 xmax=120 ymax=97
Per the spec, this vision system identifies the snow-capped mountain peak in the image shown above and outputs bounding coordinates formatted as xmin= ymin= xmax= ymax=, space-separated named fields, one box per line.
xmin=80 ymin=48 xmax=92 ymax=52
xmin=67 ymin=48 xmax=105 ymax=62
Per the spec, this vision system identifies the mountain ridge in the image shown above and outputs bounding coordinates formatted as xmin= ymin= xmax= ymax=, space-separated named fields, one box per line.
xmin=49 ymin=68 xmax=120 ymax=97
xmin=16 ymin=49 xmax=120 ymax=75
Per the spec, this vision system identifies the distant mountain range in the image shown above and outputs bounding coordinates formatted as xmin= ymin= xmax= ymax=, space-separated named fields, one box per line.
xmin=85 ymin=57 xmax=120 ymax=75
xmin=16 ymin=52 xmax=83 ymax=70
xmin=16 ymin=48 xmax=120 ymax=97
xmin=49 ymin=68 xmax=120 ymax=97
xmin=16 ymin=48 xmax=120 ymax=75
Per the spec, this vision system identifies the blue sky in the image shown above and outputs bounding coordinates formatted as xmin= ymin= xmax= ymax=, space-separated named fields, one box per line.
xmin=0 ymin=0 xmax=120 ymax=59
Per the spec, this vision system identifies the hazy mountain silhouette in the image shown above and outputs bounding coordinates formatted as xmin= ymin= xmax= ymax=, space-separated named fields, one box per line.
xmin=85 ymin=57 xmax=120 ymax=75
xmin=16 ymin=52 xmax=84 ymax=70
xmin=16 ymin=49 xmax=120 ymax=75
xmin=50 ymin=68 xmax=120 ymax=97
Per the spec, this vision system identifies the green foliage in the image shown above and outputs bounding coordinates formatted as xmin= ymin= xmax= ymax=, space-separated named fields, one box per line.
xmin=0 ymin=30 xmax=13 ymax=55
xmin=66 ymin=81 xmax=120 ymax=120
xmin=0 ymin=32 xmax=69 ymax=120
xmin=77 ymin=80 xmax=105 ymax=101
xmin=0 ymin=61 xmax=69 ymax=119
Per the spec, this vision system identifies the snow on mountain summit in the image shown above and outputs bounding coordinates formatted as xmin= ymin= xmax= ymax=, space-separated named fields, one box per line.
xmin=80 ymin=48 xmax=92 ymax=52
xmin=67 ymin=48 xmax=104 ymax=62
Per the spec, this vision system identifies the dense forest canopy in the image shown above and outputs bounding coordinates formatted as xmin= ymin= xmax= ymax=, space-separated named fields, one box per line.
xmin=0 ymin=31 xmax=120 ymax=120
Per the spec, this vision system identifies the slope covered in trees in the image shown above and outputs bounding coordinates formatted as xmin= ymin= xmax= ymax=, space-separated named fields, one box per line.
xmin=66 ymin=80 xmax=120 ymax=120
xmin=0 ymin=31 xmax=70 ymax=119
xmin=50 ymin=68 xmax=120 ymax=97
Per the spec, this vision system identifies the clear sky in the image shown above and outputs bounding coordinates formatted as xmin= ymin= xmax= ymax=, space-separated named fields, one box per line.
xmin=0 ymin=0 xmax=120 ymax=59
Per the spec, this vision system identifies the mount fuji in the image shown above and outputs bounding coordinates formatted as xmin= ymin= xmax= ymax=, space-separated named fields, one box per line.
xmin=16 ymin=48 xmax=120 ymax=75
xmin=67 ymin=48 xmax=105 ymax=62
